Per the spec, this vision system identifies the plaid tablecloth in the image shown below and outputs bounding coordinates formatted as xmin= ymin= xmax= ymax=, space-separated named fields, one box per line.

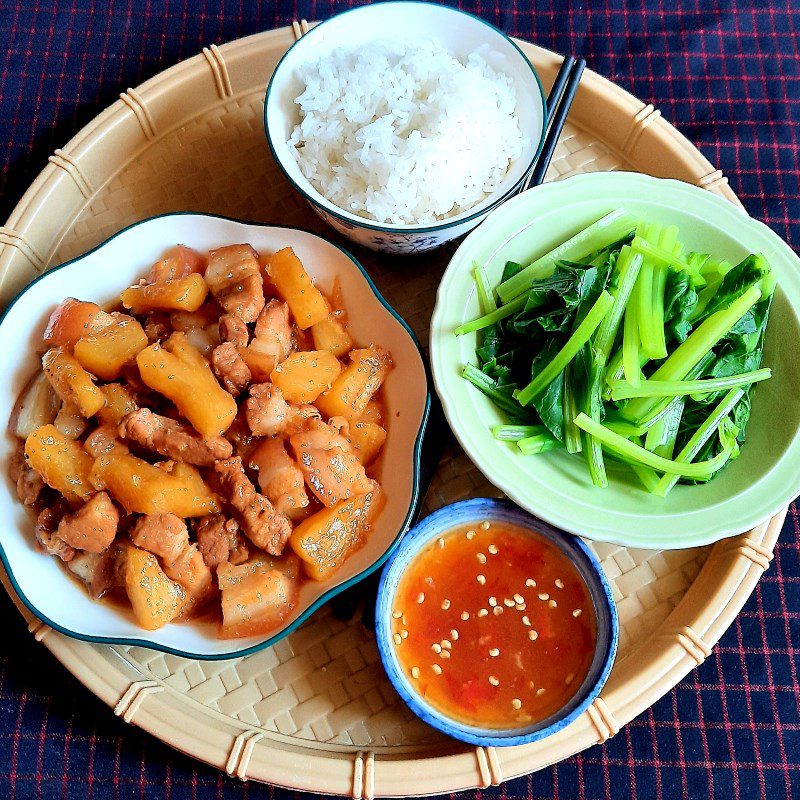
xmin=1 ymin=1 xmax=798 ymax=798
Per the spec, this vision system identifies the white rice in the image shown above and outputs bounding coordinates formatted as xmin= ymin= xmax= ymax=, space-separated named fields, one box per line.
xmin=287 ymin=40 xmax=526 ymax=226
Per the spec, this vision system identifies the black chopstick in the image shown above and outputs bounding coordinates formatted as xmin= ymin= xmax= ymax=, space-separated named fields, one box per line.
xmin=520 ymin=56 xmax=586 ymax=193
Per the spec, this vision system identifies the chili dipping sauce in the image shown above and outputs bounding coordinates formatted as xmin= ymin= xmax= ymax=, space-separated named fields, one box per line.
xmin=391 ymin=520 xmax=597 ymax=729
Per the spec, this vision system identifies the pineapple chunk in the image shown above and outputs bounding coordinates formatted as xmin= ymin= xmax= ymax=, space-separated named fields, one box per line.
xmin=73 ymin=315 xmax=148 ymax=380
xmin=315 ymin=345 xmax=392 ymax=420
xmin=90 ymin=450 xmax=219 ymax=516
xmin=121 ymin=545 xmax=181 ymax=630
xmin=217 ymin=554 xmax=300 ymax=639
xmin=270 ymin=350 xmax=342 ymax=404
xmin=42 ymin=347 xmax=106 ymax=418
xmin=290 ymin=483 xmax=384 ymax=581
xmin=97 ymin=383 xmax=139 ymax=426
xmin=24 ymin=424 xmax=94 ymax=503
xmin=348 ymin=420 xmax=387 ymax=466
xmin=311 ymin=315 xmax=353 ymax=357
xmin=120 ymin=273 xmax=208 ymax=313
xmin=136 ymin=333 xmax=236 ymax=437
xmin=265 ymin=247 xmax=329 ymax=329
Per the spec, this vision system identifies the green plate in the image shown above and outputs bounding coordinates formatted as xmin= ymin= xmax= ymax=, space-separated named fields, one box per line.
xmin=430 ymin=172 xmax=800 ymax=548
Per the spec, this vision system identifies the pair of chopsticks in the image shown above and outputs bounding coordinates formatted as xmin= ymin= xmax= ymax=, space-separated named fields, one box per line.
xmin=519 ymin=55 xmax=586 ymax=193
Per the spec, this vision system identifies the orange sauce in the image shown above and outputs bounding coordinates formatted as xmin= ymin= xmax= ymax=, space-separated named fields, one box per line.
xmin=391 ymin=521 xmax=597 ymax=729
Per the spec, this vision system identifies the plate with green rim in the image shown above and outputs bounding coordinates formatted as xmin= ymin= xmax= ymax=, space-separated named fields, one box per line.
xmin=430 ymin=171 xmax=800 ymax=549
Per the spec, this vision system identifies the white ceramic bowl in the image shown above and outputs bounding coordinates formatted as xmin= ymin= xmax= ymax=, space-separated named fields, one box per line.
xmin=264 ymin=2 xmax=547 ymax=254
xmin=0 ymin=213 xmax=429 ymax=659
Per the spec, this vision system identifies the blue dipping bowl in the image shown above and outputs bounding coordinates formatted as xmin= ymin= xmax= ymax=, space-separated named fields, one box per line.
xmin=375 ymin=498 xmax=618 ymax=747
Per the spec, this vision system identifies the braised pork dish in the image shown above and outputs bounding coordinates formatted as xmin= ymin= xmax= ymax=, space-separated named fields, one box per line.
xmin=8 ymin=244 xmax=391 ymax=638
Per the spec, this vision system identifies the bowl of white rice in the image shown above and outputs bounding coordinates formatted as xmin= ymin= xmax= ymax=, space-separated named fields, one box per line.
xmin=264 ymin=2 xmax=547 ymax=254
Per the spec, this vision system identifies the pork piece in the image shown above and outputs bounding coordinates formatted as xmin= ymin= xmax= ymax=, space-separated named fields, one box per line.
xmin=205 ymin=244 xmax=265 ymax=323
xmin=130 ymin=513 xmax=189 ymax=565
xmin=283 ymin=403 xmax=321 ymax=436
xmin=9 ymin=446 xmax=45 ymax=507
xmin=195 ymin=514 xmax=249 ymax=569
xmin=163 ymin=543 xmax=216 ymax=619
xmin=219 ymin=313 xmax=249 ymax=348
xmin=119 ymin=408 xmax=233 ymax=466
xmin=35 ymin=503 xmax=75 ymax=562
xmin=253 ymin=300 xmax=292 ymax=362
xmin=245 ymin=383 xmax=291 ymax=437
xmin=249 ymin=437 xmax=309 ymax=518
xmin=67 ymin=545 xmax=122 ymax=598
xmin=56 ymin=491 xmax=119 ymax=553
xmin=289 ymin=419 xmax=372 ymax=507
xmin=213 ymin=457 xmax=291 ymax=555
xmin=211 ymin=342 xmax=252 ymax=397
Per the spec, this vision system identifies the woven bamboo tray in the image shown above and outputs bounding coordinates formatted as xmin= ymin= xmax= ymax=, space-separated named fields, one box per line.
xmin=0 ymin=23 xmax=786 ymax=797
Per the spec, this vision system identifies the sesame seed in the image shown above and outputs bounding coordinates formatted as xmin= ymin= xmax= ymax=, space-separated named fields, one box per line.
xmin=513 ymin=593 xmax=525 ymax=604
xmin=573 ymin=609 xmax=582 ymax=617
xmin=476 ymin=553 xmax=487 ymax=564
xmin=442 ymin=639 xmax=452 ymax=650
xmin=432 ymin=643 xmax=442 ymax=653
xmin=489 ymin=676 xmax=499 ymax=686
xmin=451 ymin=630 xmax=459 ymax=641
xmin=516 ymin=603 xmax=527 ymax=611
xmin=432 ymin=664 xmax=442 ymax=675
xmin=402 ymin=614 xmax=408 ymax=625
xmin=489 ymin=648 xmax=500 ymax=657
xmin=440 ymin=650 xmax=451 ymax=659
xmin=529 ymin=630 xmax=539 ymax=641
xmin=487 ymin=544 xmax=498 ymax=554
xmin=503 ymin=598 xmax=515 ymax=607
xmin=477 ymin=575 xmax=486 ymax=585
xmin=441 ymin=599 xmax=451 ymax=610
xmin=493 ymin=606 xmax=504 ymax=616
xmin=461 ymin=611 xmax=470 ymax=621
xmin=512 ymin=698 xmax=522 ymax=710
xmin=478 ymin=608 xmax=489 ymax=617
xmin=548 ymin=599 xmax=557 ymax=608
xmin=401 ymin=629 xmax=409 ymax=639
xmin=411 ymin=666 xmax=420 ymax=679
xmin=536 ymin=688 xmax=545 ymax=696
xmin=392 ymin=610 xmax=402 ymax=619
xmin=417 ymin=592 xmax=425 ymax=604
xmin=437 ymin=537 xmax=445 ymax=548
xmin=466 ymin=530 xmax=476 ymax=540
xmin=489 ymin=596 xmax=497 ymax=607
xmin=538 ymin=593 xmax=550 ymax=601
xmin=480 ymin=521 xmax=490 ymax=530
xmin=526 ymin=578 xmax=537 ymax=588
xmin=555 ymin=579 xmax=564 ymax=589
xmin=393 ymin=633 xmax=402 ymax=645
xmin=522 ymin=615 xmax=531 ymax=626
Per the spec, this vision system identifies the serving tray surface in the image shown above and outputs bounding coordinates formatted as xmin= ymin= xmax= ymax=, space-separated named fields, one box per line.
xmin=0 ymin=23 xmax=784 ymax=798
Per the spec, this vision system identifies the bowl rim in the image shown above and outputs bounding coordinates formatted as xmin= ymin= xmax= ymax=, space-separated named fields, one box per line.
xmin=0 ymin=211 xmax=431 ymax=661
xmin=262 ymin=0 xmax=549 ymax=234
xmin=374 ymin=497 xmax=619 ymax=747
xmin=429 ymin=171 xmax=800 ymax=548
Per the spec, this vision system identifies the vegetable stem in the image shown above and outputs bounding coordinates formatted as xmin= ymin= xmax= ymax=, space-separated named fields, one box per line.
xmin=653 ymin=388 xmax=746 ymax=496
xmin=496 ymin=209 xmax=637 ymax=303
xmin=516 ymin=291 xmax=615 ymax=406
xmin=573 ymin=413 xmax=733 ymax=478
xmin=461 ymin=364 xmax=525 ymax=418
xmin=473 ymin=264 xmax=497 ymax=315
xmin=517 ymin=433 xmax=559 ymax=455
xmin=492 ymin=424 xmax=549 ymax=442
xmin=609 ymin=367 xmax=771 ymax=400
xmin=454 ymin=293 xmax=528 ymax=336
xmin=622 ymin=285 xmax=762 ymax=421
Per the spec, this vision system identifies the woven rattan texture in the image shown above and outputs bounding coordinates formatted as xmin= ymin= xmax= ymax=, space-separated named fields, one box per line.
xmin=36 ymin=94 xmax=710 ymax=749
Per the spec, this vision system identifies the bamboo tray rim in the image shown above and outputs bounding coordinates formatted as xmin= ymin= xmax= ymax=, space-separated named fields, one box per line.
xmin=0 ymin=22 xmax=784 ymax=798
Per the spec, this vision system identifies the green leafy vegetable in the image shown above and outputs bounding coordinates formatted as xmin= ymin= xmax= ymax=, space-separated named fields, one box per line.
xmin=455 ymin=212 xmax=775 ymax=493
